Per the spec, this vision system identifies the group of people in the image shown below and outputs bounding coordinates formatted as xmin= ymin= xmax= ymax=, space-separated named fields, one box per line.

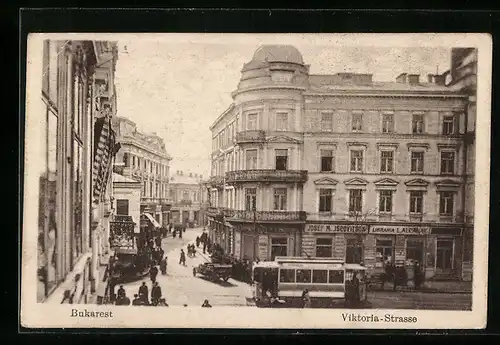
xmin=380 ymin=260 xmax=425 ymax=291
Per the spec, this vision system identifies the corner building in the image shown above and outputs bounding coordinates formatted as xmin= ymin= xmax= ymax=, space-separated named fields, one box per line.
xmin=208 ymin=45 xmax=472 ymax=281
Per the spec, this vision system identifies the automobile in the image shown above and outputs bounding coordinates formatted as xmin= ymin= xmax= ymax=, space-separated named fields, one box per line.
xmin=193 ymin=262 xmax=232 ymax=282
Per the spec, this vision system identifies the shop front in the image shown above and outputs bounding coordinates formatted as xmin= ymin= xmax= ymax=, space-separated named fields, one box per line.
xmin=232 ymin=224 xmax=301 ymax=261
xmin=303 ymin=222 xmax=464 ymax=281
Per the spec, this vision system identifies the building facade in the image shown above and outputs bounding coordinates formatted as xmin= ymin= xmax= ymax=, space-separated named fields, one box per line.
xmin=34 ymin=40 xmax=119 ymax=304
xmin=112 ymin=173 xmax=142 ymax=234
xmin=207 ymin=45 xmax=473 ymax=281
xmin=444 ymin=48 xmax=477 ymax=281
xmin=169 ymin=170 xmax=207 ymax=226
xmin=112 ymin=117 xmax=172 ymax=227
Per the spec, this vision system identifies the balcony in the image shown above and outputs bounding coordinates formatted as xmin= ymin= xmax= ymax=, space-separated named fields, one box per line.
xmin=141 ymin=197 xmax=172 ymax=206
xmin=206 ymin=207 xmax=235 ymax=220
xmin=228 ymin=210 xmax=307 ymax=223
xmin=226 ymin=169 xmax=308 ymax=184
xmin=236 ymin=130 xmax=266 ymax=144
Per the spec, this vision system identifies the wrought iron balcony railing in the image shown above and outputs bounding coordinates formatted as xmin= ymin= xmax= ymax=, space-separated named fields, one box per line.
xmin=206 ymin=207 xmax=235 ymax=218
xmin=235 ymin=130 xmax=266 ymax=144
xmin=226 ymin=169 xmax=308 ymax=184
xmin=228 ymin=210 xmax=307 ymax=222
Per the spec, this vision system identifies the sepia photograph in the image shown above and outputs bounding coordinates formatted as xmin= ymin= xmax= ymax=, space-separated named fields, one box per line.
xmin=21 ymin=33 xmax=490 ymax=329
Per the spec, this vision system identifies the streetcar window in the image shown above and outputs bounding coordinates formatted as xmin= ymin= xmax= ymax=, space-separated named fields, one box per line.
xmin=253 ymin=268 xmax=263 ymax=282
xmin=312 ymin=269 xmax=328 ymax=284
xmin=328 ymin=270 xmax=345 ymax=284
xmin=279 ymin=269 xmax=296 ymax=283
xmin=296 ymin=269 xmax=312 ymax=283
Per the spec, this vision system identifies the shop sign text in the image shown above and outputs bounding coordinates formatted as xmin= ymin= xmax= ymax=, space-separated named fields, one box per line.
xmin=306 ymin=224 xmax=368 ymax=234
xmin=370 ymin=226 xmax=431 ymax=235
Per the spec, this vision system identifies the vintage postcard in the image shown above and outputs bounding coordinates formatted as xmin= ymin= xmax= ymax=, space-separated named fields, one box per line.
xmin=21 ymin=33 xmax=491 ymax=329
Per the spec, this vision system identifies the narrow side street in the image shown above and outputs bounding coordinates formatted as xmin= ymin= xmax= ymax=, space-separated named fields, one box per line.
xmin=119 ymin=228 xmax=252 ymax=307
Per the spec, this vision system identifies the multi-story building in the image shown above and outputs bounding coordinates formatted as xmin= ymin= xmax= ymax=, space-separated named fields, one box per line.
xmin=169 ymin=170 xmax=207 ymax=226
xmin=112 ymin=172 xmax=142 ymax=234
xmin=112 ymin=117 xmax=172 ymax=227
xmin=32 ymin=40 xmax=119 ymax=304
xmin=207 ymin=45 xmax=472 ymax=281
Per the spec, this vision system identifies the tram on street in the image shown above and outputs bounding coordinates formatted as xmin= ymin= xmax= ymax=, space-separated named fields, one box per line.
xmin=250 ymin=257 xmax=368 ymax=308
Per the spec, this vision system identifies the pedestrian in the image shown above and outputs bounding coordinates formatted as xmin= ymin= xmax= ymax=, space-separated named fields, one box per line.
xmin=138 ymin=281 xmax=149 ymax=303
xmin=108 ymin=276 xmax=117 ymax=303
xmin=116 ymin=293 xmax=131 ymax=306
xmin=132 ymin=294 xmax=142 ymax=306
xmin=155 ymin=236 xmax=162 ymax=248
xmin=151 ymin=282 xmax=162 ymax=306
xmin=196 ymin=236 xmax=200 ymax=248
xmin=149 ymin=265 xmax=159 ymax=283
xmin=302 ymin=289 xmax=311 ymax=308
xmin=201 ymin=299 xmax=212 ymax=308
xmin=202 ymin=241 xmax=207 ymax=254
xmin=160 ymin=257 xmax=167 ymax=275
xmin=179 ymin=229 xmax=183 ymax=239
xmin=179 ymin=249 xmax=186 ymax=266
xmin=172 ymin=229 xmax=177 ymax=238
xmin=117 ymin=285 xmax=125 ymax=299
xmin=187 ymin=244 xmax=192 ymax=257
xmin=159 ymin=247 xmax=165 ymax=261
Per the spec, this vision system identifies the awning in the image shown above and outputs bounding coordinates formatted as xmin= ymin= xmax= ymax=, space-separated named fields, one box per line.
xmin=142 ymin=212 xmax=162 ymax=228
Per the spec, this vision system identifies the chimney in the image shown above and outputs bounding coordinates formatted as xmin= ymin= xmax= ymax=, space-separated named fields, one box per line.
xmin=408 ymin=74 xmax=420 ymax=85
xmin=396 ymin=73 xmax=408 ymax=84
xmin=434 ymin=74 xmax=446 ymax=86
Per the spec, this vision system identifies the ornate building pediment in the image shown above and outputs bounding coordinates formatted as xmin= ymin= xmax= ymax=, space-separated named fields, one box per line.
xmin=374 ymin=177 xmax=399 ymax=186
xmin=344 ymin=177 xmax=369 ymax=186
xmin=405 ymin=178 xmax=430 ymax=187
xmin=435 ymin=179 xmax=461 ymax=189
xmin=313 ymin=177 xmax=339 ymax=185
xmin=266 ymin=135 xmax=302 ymax=144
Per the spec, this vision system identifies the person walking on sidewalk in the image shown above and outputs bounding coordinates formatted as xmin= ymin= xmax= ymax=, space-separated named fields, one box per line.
xmin=196 ymin=236 xmax=201 ymax=248
xmin=149 ymin=265 xmax=159 ymax=284
xmin=138 ymin=282 xmax=149 ymax=304
xmin=151 ymin=282 xmax=162 ymax=306
xmin=179 ymin=249 xmax=186 ymax=266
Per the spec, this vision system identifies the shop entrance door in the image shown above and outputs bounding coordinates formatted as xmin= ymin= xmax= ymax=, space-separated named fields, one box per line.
xmin=406 ymin=239 xmax=424 ymax=265
xmin=242 ymin=234 xmax=255 ymax=261
xmin=436 ymin=239 xmax=454 ymax=273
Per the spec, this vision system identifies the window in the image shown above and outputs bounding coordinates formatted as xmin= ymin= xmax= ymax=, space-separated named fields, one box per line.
xmin=275 ymin=149 xmax=288 ymax=170
xmin=245 ymin=188 xmax=257 ymax=211
xmin=439 ymin=192 xmax=454 ymax=216
xmin=123 ymin=153 xmax=129 ymax=167
xmin=410 ymin=151 xmax=424 ymax=173
xmin=349 ymin=189 xmax=363 ymax=213
xmin=321 ymin=112 xmax=333 ymax=132
xmin=315 ymin=238 xmax=333 ymax=257
xmin=412 ymin=113 xmax=424 ymax=134
xmin=279 ymin=269 xmax=295 ymax=283
xmin=276 ymin=112 xmax=288 ymax=131
xmin=352 ymin=112 xmax=363 ymax=132
xmin=296 ymin=269 xmax=312 ymax=283
xmin=440 ymin=151 xmax=455 ymax=175
xmin=245 ymin=149 xmax=258 ymax=170
xmin=247 ymin=113 xmax=258 ymax=130
xmin=409 ymin=191 xmax=424 ymax=214
xmin=149 ymin=182 xmax=153 ymax=197
xmin=273 ymin=188 xmax=287 ymax=211
xmin=155 ymin=183 xmax=159 ymax=197
xmin=346 ymin=238 xmax=363 ymax=264
xmin=380 ymin=151 xmax=394 ymax=173
xmin=442 ymin=115 xmax=456 ymax=135
xmin=328 ymin=270 xmax=344 ymax=283
xmin=319 ymin=189 xmax=333 ymax=212
xmin=382 ymin=113 xmax=394 ymax=133
xmin=312 ymin=270 xmax=328 ymax=283
xmin=379 ymin=190 xmax=393 ymax=213
xmin=271 ymin=237 xmax=288 ymax=260
xmin=320 ymin=149 xmax=334 ymax=172
xmin=350 ymin=150 xmax=364 ymax=172
xmin=116 ymin=199 xmax=129 ymax=215
xmin=376 ymin=239 xmax=394 ymax=267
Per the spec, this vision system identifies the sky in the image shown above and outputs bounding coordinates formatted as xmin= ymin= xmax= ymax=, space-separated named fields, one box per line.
xmin=114 ymin=37 xmax=450 ymax=178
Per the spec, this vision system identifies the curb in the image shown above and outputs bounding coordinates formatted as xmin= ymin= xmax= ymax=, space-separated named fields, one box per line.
xmin=369 ymin=288 xmax=472 ymax=294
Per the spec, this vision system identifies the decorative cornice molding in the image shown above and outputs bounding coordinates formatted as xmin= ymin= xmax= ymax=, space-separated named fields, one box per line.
xmin=407 ymin=143 xmax=431 ymax=151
